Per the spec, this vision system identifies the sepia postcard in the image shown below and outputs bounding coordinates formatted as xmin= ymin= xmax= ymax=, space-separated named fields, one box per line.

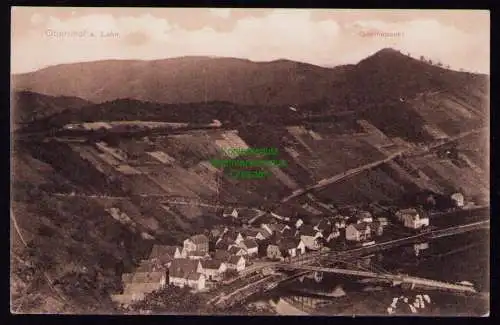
xmin=10 ymin=7 xmax=490 ymax=316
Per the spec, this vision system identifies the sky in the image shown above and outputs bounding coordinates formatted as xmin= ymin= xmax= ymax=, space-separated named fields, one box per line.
xmin=11 ymin=8 xmax=490 ymax=74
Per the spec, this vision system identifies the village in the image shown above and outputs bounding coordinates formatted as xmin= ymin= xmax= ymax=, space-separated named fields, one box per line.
xmin=107 ymin=194 xmax=468 ymax=307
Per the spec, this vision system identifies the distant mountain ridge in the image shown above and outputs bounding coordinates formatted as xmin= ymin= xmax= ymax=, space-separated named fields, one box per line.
xmin=12 ymin=48 xmax=487 ymax=108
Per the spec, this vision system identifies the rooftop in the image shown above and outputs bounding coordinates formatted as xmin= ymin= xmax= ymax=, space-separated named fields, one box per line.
xmin=201 ymin=259 xmax=225 ymax=270
xmin=398 ymin=208 xmax=419 ymax=215
xmin=169 ymin=258 xmax=201 ymax=279
xmin=241 ymin=239 xmax=258 ymax=249
xmin=228 ymin=255 xmax=244 ymax=265
xmin=149 ymin=245 xmax=180 ymax=259
xmin=350 ymin=222 xmax=371 ymax=231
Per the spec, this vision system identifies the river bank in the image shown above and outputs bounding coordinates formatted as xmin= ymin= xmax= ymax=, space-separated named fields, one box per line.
xmin=252 ymin=230 xmax=489 ymax=316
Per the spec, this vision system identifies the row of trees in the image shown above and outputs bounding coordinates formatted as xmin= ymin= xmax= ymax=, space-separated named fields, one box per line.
xmin=406 ymin=52 xmax=462 ymax=70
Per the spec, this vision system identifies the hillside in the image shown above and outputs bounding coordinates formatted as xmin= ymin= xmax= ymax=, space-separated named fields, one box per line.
xmin=11 ymin=48 xmax=488 ymax=110
xmin=11 ymin=91 xmax=93 ymax=129
xmin=10 ymin=47 xmax=489 ymax=313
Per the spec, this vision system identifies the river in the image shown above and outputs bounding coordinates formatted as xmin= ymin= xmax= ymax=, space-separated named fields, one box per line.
xmin=247 ymin=229 xmax=489 ymax=316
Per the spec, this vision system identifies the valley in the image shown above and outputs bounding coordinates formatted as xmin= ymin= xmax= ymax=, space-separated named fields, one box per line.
xmin=10 ymin=48 xmax=489 ymax=314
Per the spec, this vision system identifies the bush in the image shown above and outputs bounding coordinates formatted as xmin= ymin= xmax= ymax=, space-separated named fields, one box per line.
xmin=128 ymin=285 xmax=211 ymax=313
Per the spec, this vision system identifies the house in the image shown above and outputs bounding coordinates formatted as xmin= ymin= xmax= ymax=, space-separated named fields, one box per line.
xmin=279 ymin=239 xmax=306 ymax=257
xmin=226 ymin=255 xmax=246 ymax=272
xmin=187 ymin=273 xmax=206 ymax=290
xmin=234 ymin=232 xmax=245 ymax=244
xmin=395 ymin=208 xmax=429 ymax=229
xmin=228 ymin=245 xmax=247 ymax=256
xmin=299 ymin=225 xmax=323 ymax=250
xmin=168 ymin=258 xmax=205 ymax=290
xmin=267 ymin=244 xmax=285 ymax=260
xmin=200 ymin=259 xmax=227 ymax=281
xmin=238 ymin=239 xmax=259 ymax=257
xmin=115 ymin=269 xmax=168 ymax=304
xmin=294 ymin=218 xmax=304 ymax=229
xmin=223 ymin=208 xmax=239 ymax=219
xmin=451 ymin=193 xmax=465 ymax=207
xmin=346 ymin=222 xmax=371 ymax=241
xmin=184 ymin=234 xmax=209 ymax=255
xmin=148 ymin=245 xmax=184 ymax=267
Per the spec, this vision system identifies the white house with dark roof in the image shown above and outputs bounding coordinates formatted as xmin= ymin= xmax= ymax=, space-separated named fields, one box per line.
xmin=346 ymin=222 xmax=372 ymax=241
xmin=295 ymin=218 xmax=304 ymax=229
xmin=183 ymin=234 xmax=209 ymax=255
xmin=279 ymin=238 xmax=306 ymax=257
xmin=226 ymin=255 xmax=246 ymax=272
xmin=200 ymin=259 xmax=227 ymax=281
xmin=395 ymin=208 xmax=429 ymax=230
xmin=112 ymin=262 xmax=168 ymax=305
xmin=238 ymin=239 xmax=259 ymax=256
xmin=168 ymin=258 xmax=205 ymax=290
xmin=148 ymin=245 xmax=184 ymax=267
xmin=299 ymin=225 xmax=323 ymax=250
xmin=451 ymin=193 xmax=465 ymax=207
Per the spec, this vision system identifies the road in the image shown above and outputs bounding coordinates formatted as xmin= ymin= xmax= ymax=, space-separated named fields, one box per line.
xmin=281 ymin=151 xmax=405 ymax=202
xmin=51 ymin=192 xmax=264 ymax=211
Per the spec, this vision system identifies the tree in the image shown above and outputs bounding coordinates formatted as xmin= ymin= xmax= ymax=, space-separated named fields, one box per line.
xmin=428 ymin=59 xmax=433 ymax=65
xmin=437 ymin=62 xmax=443 ymax=67
xmin=419 ymin=55 xmax=425 ymax=61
